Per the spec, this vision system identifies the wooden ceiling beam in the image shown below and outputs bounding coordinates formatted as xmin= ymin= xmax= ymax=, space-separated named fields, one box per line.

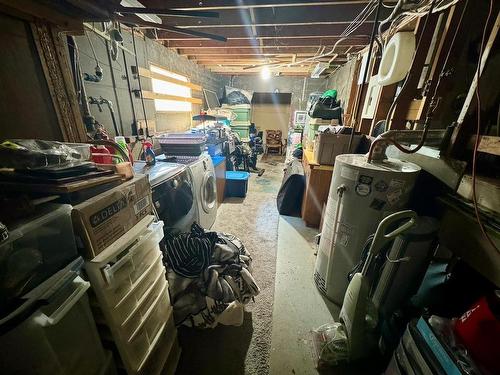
xmin=140 ymin=1 xmax=390 ymax=11
xmin=181 ymin=52 xmax=344 ymax=61
xmin=194 ymin=58 xmax=347 ymax=65
xmin=158 ymin=34 xmax=369 ymax=41
xmin=201 ymin=62 xmax=287 ymax=66
xmin=215 ymin=72 xmax=317 ymax=76
xmin=173 ymin=44 xmax=364 ymax=50
xmin=153 ymin=24 xmax=373 ymax=39
xmin=177 ymin=46 xmax=354 ymax=55
xmin=188 ymin=55 xmax=328 ymax=59
xmin=162 ymin=37 xmax=368 ymax=48
xmin=155 ymin=4 xmax=389 ymax=28
xmin=172 ymin=21 xmax=372 ymax=29
xmin=207 ymin=66 xmax=313 ymax=73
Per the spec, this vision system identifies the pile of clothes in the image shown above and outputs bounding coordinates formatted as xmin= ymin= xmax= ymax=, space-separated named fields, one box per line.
xmin=162 ymin=223 xmax=259 ymax=328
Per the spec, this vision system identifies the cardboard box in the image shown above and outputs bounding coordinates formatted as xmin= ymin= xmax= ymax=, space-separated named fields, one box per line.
xmin=313 ymin=133 xmax=363 ymax=165
xmin=72 ymin=174 xmax=153 ymax=259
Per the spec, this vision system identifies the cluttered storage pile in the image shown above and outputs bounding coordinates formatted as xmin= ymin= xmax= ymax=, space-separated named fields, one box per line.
xmin=0 ymin=138 xmax=259 ymax=375
xmin=162 ymin=223 xmax=260 ymax=328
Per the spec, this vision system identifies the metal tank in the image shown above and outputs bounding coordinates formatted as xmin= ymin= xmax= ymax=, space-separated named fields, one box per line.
xmin=314 ymin=154 xmax=421 ymax=304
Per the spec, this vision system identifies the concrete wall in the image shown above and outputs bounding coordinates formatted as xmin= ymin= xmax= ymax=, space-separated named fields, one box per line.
xmin=74 ymin=27 xmax=229 ymax=137
xmin=228 ymin=76 xmax=327 ymax=113
xmin=252 ymin=103 xmax=291 ymax=135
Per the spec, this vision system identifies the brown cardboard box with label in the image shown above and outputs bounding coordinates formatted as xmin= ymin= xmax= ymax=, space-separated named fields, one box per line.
xmin=72 ymin=174 xmax=152 ymax=259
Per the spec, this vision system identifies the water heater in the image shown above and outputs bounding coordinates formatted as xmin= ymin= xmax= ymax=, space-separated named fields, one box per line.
xmin=314 ymin=154 xmax=421 ymax=304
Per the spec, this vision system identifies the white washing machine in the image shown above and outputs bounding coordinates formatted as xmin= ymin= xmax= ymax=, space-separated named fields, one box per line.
xmin=133 ymin=160 xmax=198 ymax=233
xmin=187 ymin=154 xmax=218 ymax=229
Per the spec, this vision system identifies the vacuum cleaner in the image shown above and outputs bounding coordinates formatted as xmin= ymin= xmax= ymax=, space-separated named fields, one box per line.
xmin=313 ymin=210 xmax=418 ymax=366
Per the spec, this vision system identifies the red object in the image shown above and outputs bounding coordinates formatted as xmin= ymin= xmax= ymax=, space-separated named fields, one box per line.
xmin=454 ymin=293 xmax=500 ymax=375
xmin=142 ymin=140 xmax=155 ymax=166
xmin=90 ymin=145 xmax=112 ymax=164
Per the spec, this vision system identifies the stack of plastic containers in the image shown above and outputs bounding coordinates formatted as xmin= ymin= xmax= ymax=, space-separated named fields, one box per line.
xmin=228 ymin=104 xmax=252 ymax=141
xmin=0 ymin=204 xmax=113 ymax=375
xmin=84 ymin=216 xmax=179 ymax=375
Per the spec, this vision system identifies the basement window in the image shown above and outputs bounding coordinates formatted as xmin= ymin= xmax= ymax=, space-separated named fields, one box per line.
xmin=150 ymin=65 xmax=192 ymax=112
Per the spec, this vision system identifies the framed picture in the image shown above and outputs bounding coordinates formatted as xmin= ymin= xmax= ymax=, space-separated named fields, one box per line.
xmin=294 ymin=110 xmax=307 ymax=126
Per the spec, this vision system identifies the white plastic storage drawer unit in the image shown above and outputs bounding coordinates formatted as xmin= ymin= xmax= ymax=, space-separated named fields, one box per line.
xmin=0 ymin=203 xmax=78 ymax=313
xmin=0 ymin=259 xmax=109 ymax=375
xmin=85 ymin=216 xmax=176 ymax=375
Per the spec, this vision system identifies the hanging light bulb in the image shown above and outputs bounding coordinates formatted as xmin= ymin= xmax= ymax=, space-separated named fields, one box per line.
xmin=261 ymin=66 xmax=271 ymax=80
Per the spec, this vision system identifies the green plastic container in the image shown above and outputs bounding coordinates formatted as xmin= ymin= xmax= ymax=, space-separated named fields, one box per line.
xmin=233 ymin=108 xmax=251 ymax=122
xmin=231 ymin=125 xmax=250 ymax=140
xmin=307 ymin=124 xmax=321 ymax=141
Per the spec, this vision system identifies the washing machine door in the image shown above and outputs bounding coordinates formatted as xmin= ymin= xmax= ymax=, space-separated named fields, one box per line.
xmin=201 ymin=171 xmax=217 ymax=213
xmin=152 ymin=170 xmax=195 ymax=228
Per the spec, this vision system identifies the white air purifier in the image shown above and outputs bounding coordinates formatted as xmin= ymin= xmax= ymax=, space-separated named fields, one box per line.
xmin=314 ymin=154 xmax=421 ymax=304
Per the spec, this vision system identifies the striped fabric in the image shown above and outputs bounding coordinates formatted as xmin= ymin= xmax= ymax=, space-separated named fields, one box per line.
xmin=164 ymin=223 xmax=218 ymax=278
xmin=163 ymin=223 xmax=260 ymax=327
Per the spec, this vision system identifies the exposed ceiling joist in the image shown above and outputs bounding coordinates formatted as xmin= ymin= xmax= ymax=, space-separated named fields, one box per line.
xmin=213 ymin=72 xmax=317 ymax=76
xmin=192 ymin=58 xmax=347 ymax=65
xmin=173 ymin=21 xmax=373 ymax=29
xmin=172 ymin=45 xmax=364 ymax=51
xmin=154 ymin=3 xmax=381 ymax=27
xmin=181 ymin=53 xmax=348 ymax=59
xmin=158 ymin=34 xmax=369 ymax=42
xmin=162 ymin=37 xmax=368 ymax=48
xmin=153 ymin=24 xmax=373 ymax=39
xmin=177 ymin=46 xmax=355 ymax=55
xmin=138 ymin=0 xmax=379 ymax=76
xmin=141 ymin=1 xmax=393 ymax=11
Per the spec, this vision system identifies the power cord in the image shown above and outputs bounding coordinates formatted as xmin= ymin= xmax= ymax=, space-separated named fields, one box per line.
xmin=471 ymin=0 xmax=499 ymax=253
xmin=85 ymin=31 xmax=103 ymax=82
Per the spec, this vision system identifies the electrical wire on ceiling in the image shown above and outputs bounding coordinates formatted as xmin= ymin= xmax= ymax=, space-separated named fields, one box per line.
xmin=367 ymin=0 xmax=439 ymax=160
xmin=407 ymin=0 xmax=461 ymax=15
xmin=380 ymin=0 xmax=461 ymax=44
xmin=382 ymin=1 xmax=397 ymax=8
xmin=245 ymin=0 xmax=383 ymax=72
xmin=250 ymin=1 xmax=461 ymax=73
xmin=366 ymin=0 xmax=498 ymax=252
xmin=368 ymin=0 xmax=467 ymax=144
xmin=366 ymin=0 xmax=476 ymax=161
xmin=244 ymin=0 xmax=377 ymax=72
xmin=253 ymin=0 xmax=379 ymax=71
xmin=471 ymin=0 xmax=499 ymax=253
xmin=341 ymin=0 xmax=379 ymax=37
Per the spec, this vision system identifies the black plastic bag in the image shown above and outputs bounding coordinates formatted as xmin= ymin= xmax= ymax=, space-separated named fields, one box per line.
xmin=308 ymin=97 xmax=343 ymax=122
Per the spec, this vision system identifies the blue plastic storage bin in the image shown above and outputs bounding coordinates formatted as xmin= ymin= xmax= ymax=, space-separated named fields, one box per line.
xmin=211 ymin=155 xmax=225 ymax=167
xmin=225 ymin=171 xmax=250 ymax=198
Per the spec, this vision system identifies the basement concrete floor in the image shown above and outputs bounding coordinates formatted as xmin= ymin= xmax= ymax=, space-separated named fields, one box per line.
xmin=176 ymin=155 xmax=285 ymax=375
xmin=176 ymin=155 xmax=383 ymax=375
xmin=269 ymin=209 xmax=385 ymax=375
xmin=270 ymin=215 xmax=340 ymax=375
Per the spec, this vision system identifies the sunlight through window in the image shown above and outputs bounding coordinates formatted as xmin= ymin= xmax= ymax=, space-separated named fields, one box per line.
xmin=150 ymin=65 xmax=192 ymax=112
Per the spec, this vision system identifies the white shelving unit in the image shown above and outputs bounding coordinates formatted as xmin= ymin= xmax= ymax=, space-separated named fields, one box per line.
xmin=85 ymin=216 xmax=178 ymax=375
